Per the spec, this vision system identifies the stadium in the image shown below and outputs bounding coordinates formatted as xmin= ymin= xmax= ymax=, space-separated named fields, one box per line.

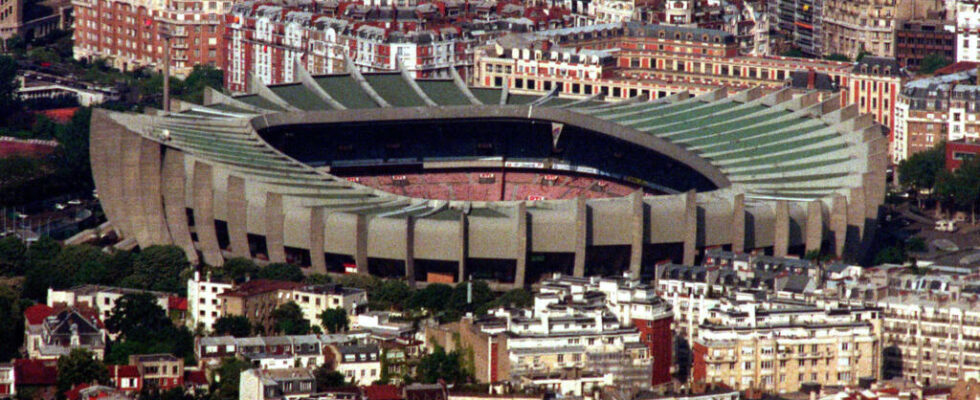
xmin=90 ymin=65 xmax=886 ymax=287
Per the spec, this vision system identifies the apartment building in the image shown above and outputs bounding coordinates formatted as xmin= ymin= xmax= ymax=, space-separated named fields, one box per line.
xmin=538 ymin=274 xmax=674 ymax=385
xmin=879 ymin=294 xmax=980 ymax=385
xmin=956 ymin=0 xmax=980 ymax=62
xmin=474 ymin=23 xmax=906 ymax=151
xmin=820 ymin=0 xmax=935 ymax=60
xmin=692 ymin=300 xmax=881 ymax=393
xmin=770 ymin=0 xmax=822 ymax=56
xmin=187 ymin=271 xmax=234 ymax=332
xmin=239 ymin=368 xmax=316 ymax=400
xmin=71 ymin=0 xmax=226 ymax=76
xmin=893 ymin=66 xmax=977 ymax=163
xmin=47 ymin=285 xmax=175 ymax=324
xmin=896 ymin=20 xmax=956 ymax=71
xmin=219 ymin=280 xmax=303 ymax=333
xmin=222 ymin=0 xmax=566 ymax=93
xmin=289 ymin=284 xmax=367 ymax=329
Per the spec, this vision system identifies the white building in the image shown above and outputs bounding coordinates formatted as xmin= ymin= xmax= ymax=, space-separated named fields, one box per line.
xmin=187 ymin=272 xmax=234 ymax=332
xmin=0 ymin=363 xmax=13 ymax=398
xmin=239 ymin=368 xmax=316 ymax=400
xmin=331 ymin=345 xmax=381 ymax=385
xmin=47 ymin=285 xmax=173 ymax=324
xmin=287 ymin=284 xmax=367 ymax=332
xmin=956 ymin=0 xmax=980 ymax=62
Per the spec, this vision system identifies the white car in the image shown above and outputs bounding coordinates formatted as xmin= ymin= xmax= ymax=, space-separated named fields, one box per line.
xmin=54 ymin=203 xmax=66 ymax=210
xmin=67 ymin=199 xmax=82 ymax=205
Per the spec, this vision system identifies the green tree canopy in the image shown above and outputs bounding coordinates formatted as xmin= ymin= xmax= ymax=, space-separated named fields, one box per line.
xmin=898 ymin=142 xmax=945 ymax=204
xmin=257 ymin=263 xmax=304 ymax=282
xmin=127 ymin=245 xmax=190 ymax=294
xmin=449 ymin=280 xmax=493 ymax=316
xmin=211 ymin=357 xmax=251 ymax=400
xmin=0 ymin=56 xmax=20 ymax=121
xmin=919 ymin=53 xmax=952 ymax=74
xmin=56 ymin=349 xmax=109 ymax=395
xmin=318 ymin=308 xmax=349 ymax=334
xmin=0 ymin=236 xmax=26 ymax=276
xmin=271 ymin=302 xmax=310 ymax=335
xmin=0 ymin=286 xmax=22 ymax=361
xmin=105 ymin=293 xmax=172 ymax=341
xmin=314 ymin=366 xmax=348 ymax=391
xmin=407 ymin=284 xmax=453 ymax=312
xmin=213 ymin=316 xmax=252 ymax=337
xmin=415 ymin=346 xmax=469 ymax=385
xmin=221 ymin=257 xmax=259 ymax=283
xmin=371 ymin=279 xmax=412 ymax=310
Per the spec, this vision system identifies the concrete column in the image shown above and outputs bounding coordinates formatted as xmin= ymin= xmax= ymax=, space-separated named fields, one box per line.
xmin=831 ymin=194 xmax=847 ymax=257
xmin=629 ymin=190 xmax=644 ymax=279
xmin=226 ymin=176 xmax=249 ymax=258
xmin=121 ymin=133 xmax=150 ymax=246
xmin=309 ymin=208 xmax=326 ymax=274
xmin=160 ymin=149 xmax=198 ymax=265
xmin=192 ymin=161 xmax=223 ymax=266
xmin=847 ymin=187 xmax=868 ymax=257
xmin=774 ymin=200 xmax=789 ymax=258
xmin=573 ymin=196 xmax=587 ymax=277
xmin=458 ymin=213 xmax=468 ymax=283
xmin=732 ymin=193 xmax=745 ymax=253
xmin=405 ymin=216 xmax=416 ymax=287
xmin=514 ymin=202 xmax=528 ymax=287
xmin=89 ymin=110 xmax=128 ymax=240
xmin=354 ymin=213 xmax=369 ymax=274
xmin=138 ymin=139 xmax=171 ymax=245
xmin=265 ymin=192 xmax=286 ymax=263
xmin=805 ymin=200 xmax=824 ymax=255
xmin=683 ymin=190 xmax=697 ymax=265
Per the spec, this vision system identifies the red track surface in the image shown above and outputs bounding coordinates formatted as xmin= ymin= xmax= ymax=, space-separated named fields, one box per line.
xmin=0 ymin=138 xmax=58 ymax=158
xmin=348 ymin=170 xmax=646 ymax=201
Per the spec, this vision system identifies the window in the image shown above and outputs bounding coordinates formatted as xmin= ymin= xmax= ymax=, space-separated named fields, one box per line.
xmin=744 ymin=362 xmax=753 ymax=369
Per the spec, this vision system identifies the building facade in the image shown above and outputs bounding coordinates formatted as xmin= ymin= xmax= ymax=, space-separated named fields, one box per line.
xmin=896 ymin=20 xmax=956 ymax=71
xmin=72 ymin=0 xmax=227 ymax=76
xmin=187 ymin=272 xmax=233 ymax=332
xmin=692 ymin=301 xmax=881 ymax=393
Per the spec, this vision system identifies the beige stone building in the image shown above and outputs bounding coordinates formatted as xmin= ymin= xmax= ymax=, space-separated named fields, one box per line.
xmin=692 ymin=301 xmax=881 ymax=393
xmin=820 ymin=0 xmax=941 ymax=60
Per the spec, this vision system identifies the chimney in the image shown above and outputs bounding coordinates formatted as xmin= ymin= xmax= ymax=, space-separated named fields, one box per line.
xmin=807 ymin=68 xmax=816 ymax=90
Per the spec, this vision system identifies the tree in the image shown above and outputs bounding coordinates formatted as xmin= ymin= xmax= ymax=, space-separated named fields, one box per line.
xmin=211 ymin=357 xmax=251 ymax=400
xmin=919 ymin=53 xmax=951 ymax=74
xmin=0 ymin=56 xmax=20 ymax=122
xmin=488 ymin=288 xmax=533 ymax=310
xmin=874 ymin=246 xmax=906 ymax=265
xmin=449 ymin=280 xmax=493 ymax=316
xmin=407 ymin=284 xmax=453 ymax=312
xmin=213 ymin=316 xmax=252 ymax=337
xmin=824 ymin=53 xmax=849 ymax=62
xmin=221 ymin=257 xmax=259 ymax=283
xmin=56 ymin=349 xmax=109 ymax=395
xmin=898 ymin=143 xmax=945 ymax=207
xmin=319 ymin=308 xmax=349 ymax=334
xmin=313 ymin=366 xmax=347 ymax=391
xmin=0 ymin=286 xmax=22 ymax=361
xmin=907 ymin=237 xmax=927 ymax=253
xmin=257 ymin=263 xmax=304 ymax=282
xmin=371 ymin=279 xmax=411 ymax=310
xmin=105 ymin=293 xmax=172 ymax=341
xmin=178 ymin=65 xmax=224 ymax=104
xmin=51 ymin=245 xmax=108 ymax=286
xmin=0 ymin=236 xmax=26 ymax=276
xmin=303 ymin=273 xmax=332 ymax=285
xmin=416 ymin=346 xmax=469 ymax=385
xmin=271 ymin=302 xmax=310 ymax=335
xmin=128 ymin=245 xmax=190 ymax=294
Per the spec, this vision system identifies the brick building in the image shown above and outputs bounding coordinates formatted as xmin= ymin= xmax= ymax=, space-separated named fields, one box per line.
xmin=819 ymin=0 xmax=937 ymax=60
xmin=946 ymin=138 xmax=980 ymax=170
xmin=223 ymin=0 xmax=569 ymax=93
xmin=894 ymin=66 xmax=980 ymax=163
xmin=72 ymin=0 xmax=227 ymax=77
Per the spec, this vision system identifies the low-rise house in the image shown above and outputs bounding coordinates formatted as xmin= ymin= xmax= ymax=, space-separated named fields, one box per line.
xmin=331 ymin=345 xmax=381 ymax=386
xmin=196 ymin=335 xmax=325 ymax=369
xmin=239 ymin=368 xmax=316 ymax=400
xmin=65 ymin=384 xmax=131 ymax=400
xmin=107 ymin=365 xmax=141 ymax=393
xmin=0 ymin=363 xmax=13 ymax=398
xmin=129 ymin=354 xmax=183 ymax=390
xmin=288 ymin=284 xmax=367 ymax=330
xmin=13 ymin=359 xmax=57 ymax=400
xmin=24 ymin=305 xmax=107 ymax=360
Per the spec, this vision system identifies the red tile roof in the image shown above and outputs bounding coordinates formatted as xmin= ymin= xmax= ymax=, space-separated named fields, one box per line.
xmin=65 ymin=383 xmax=91 ymax=400
xmin=168 ymin=296 xmax=188 ymax=311
xmin=108 ymin=365 xmax=140 ymax=379
xmin=934 ymin=61 xmax=980 ymax=75
xmin=14 ymin=359 xmax=57 ymax=386
xmin=364 ymin=384 xmax=403 ymax=400
xmin=24 ymin=304 xmax=55 ymax=325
